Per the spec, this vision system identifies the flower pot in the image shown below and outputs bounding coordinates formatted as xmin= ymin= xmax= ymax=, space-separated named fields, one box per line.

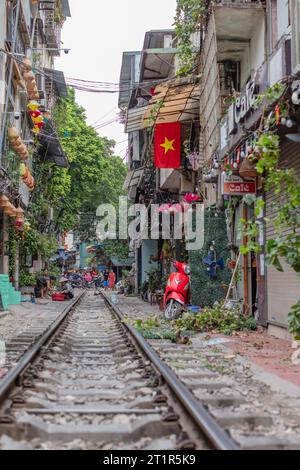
xmin=227 ymin=260 xmax=237 ymax=270
xmin=239 ymin=158 xmax=258 ymax=179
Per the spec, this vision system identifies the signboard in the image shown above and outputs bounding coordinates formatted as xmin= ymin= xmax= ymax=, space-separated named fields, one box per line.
xmin=222 ymin=174 xmax=256 ymax=196
xmin=228 ymin=79 xmax=259 ymax=135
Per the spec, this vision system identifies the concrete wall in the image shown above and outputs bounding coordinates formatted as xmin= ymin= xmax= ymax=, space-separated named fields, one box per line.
xmin=250 ymin=15 xmax=265 ymax=75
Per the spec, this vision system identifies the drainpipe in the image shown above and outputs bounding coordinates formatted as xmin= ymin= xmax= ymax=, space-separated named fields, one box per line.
xmin=0 ymin=0 xmax=22 ymax=164
xmin=243 ymin=204 xmax=249 ymax=314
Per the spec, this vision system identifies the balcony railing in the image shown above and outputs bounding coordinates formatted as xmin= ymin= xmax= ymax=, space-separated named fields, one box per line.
xmin=39 ymin=1 xmax=62 ymax=56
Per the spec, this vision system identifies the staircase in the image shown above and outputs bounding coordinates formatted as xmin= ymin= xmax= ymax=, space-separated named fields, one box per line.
xmin=0 ymin=275 xmax=21 ymax=311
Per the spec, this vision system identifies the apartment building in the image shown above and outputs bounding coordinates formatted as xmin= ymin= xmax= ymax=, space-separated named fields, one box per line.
xmin=0 ymin=0 xmax=70 ymax=284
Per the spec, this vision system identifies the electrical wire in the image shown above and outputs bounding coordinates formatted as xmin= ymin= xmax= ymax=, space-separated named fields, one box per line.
xmin=0 ymin=47 xmax=196 ymax=97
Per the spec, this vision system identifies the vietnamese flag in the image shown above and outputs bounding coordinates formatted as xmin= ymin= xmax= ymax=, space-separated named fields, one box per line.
xmin=154 ymin=122 xmax=181 ymax=169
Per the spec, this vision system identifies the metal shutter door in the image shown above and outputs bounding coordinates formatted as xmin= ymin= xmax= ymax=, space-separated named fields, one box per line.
xmin=266 ymin=141 xmax=300 ymax=326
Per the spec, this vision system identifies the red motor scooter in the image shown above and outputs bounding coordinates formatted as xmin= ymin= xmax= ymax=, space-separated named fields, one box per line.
xmin=164 ymin=259 xmax=190 ymax=320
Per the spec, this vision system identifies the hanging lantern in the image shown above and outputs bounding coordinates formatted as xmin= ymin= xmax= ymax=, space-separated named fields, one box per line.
xmin=15 ymin=219 xmax=24 ymax=229
xmin=32 ymin=115 xmax=43 ymax=124
xmin=11 ymin=138 xmax=23 ymax=151
xmin=4 ymin=203 xmax=16 ymax=217
xmin=23 ymin=57 xmax=32 ymax=71
xmin=23 ymin=71 xmax=35 ymax=83
xmin=29 ymin=110 xmax=41 ymax=119
xmin=32 ymin=125 xmax=40 ymax=134
xmin=184 ymin=193 xmax=201 ymax=204
xmin=275 ymin=105 xmax=281 ymax=125
xmin=27 ymin=101 xmax=39 ymax=111
xmin=21 ymin=166 xmax=30 ymax=180
xmin=7 ymin=127 xmax=19 ymax=141
xmin=0 ymin=195 xmax=10 ymax=208
xmin=15 ymin=206 xmax=24 ymax=218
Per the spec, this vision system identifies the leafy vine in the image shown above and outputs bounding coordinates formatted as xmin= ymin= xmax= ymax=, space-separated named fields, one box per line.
xmin=174 ymin=0 xmax=207 ymax=74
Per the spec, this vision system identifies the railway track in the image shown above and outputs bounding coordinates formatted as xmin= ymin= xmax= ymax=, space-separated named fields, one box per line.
xmin=0 ymin=291 xmax=299 ymax=450
xmin=0 ymin=292 xmax=236 ymax=450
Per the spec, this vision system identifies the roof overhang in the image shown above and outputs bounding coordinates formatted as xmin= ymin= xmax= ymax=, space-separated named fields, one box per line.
xmin=44 ymin=68 xmax=68 ymax=97
xmin=61 ymin=0 xmax=71 ymax=17
xmin=140 ymin=48 xmax=176 ymax=82
xmin=143 ymin=79 xmax=200 ymax=126
xmin=119 ymin=51 xmax=141 ymax=108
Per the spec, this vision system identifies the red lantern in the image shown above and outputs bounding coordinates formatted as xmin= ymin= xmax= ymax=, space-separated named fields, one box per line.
xmin=275 ymin=105 xmax=281 ymax=125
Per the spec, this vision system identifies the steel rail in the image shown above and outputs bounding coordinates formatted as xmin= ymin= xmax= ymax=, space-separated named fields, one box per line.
xmin=103 ymin=293 xmax=239 ymax=451
xmin=0 ymin=292 xmax=85 ymax=402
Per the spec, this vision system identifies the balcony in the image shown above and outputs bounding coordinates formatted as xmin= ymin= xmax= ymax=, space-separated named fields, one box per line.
xmin=199 ymin=0 xmax=266 ymax=164
xmin=39 ymin=1 xmax=62 ymax=56
xmin=44 ymin=13 xmax=61 ymax=55
xmin=214 ymin=0 xmax=266 ymax=87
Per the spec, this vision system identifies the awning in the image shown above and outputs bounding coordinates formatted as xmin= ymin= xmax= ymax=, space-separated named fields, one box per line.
xmin=38 ymin=119 xmax=69 ymax=168
xmin=125 ymin=106 xmax=148 ymax=133
xmin=61 ymin=0 xmax=71 ymax=17
xmin=44 ymin=69 xmax=68 ymax=97
xmin=119 ymin=51 xmax=141 ymax=108
xmin=143 ymin=79 xmax=200 ymax=126
xmin=111 ymin=257 xmax=133 ymax=267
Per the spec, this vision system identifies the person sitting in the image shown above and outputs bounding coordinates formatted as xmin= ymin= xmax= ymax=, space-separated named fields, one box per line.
xmin=48 ymin=275 xmax=57 ymax=296
xmin=35 ymin=270 xmax=50 ymax=299
xmin=60 ymin=277 xmax=74 ymax=300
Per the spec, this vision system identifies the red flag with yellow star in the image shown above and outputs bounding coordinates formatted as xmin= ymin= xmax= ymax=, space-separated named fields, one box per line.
xmin=154 ymin=122 xmax=181 ymax=169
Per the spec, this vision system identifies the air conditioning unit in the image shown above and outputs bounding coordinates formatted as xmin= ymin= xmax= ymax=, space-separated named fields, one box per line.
xmin=291 ymin=0 xmax=300 ymax=74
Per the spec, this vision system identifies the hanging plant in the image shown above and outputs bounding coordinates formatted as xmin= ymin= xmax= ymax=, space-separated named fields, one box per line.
xmin=174 ymin=0 xmax=208 ymax=75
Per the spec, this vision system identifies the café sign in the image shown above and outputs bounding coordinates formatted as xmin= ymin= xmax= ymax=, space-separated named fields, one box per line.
xmin=228 ymin=79 xmax=258 ymax=135
xmin=222 ymin=174 xmax=256 ymax=196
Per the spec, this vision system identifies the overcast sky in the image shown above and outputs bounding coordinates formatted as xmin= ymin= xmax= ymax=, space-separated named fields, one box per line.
xmin=56 ymin=0 xmax=177 ymax=159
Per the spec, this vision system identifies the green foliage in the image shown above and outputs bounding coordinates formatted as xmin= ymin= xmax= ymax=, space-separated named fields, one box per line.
xmin=19 ymin=271 xmax=36 ymax=288
xmin=254 ymin=83 xmax=285 ymax=109
xmin=175 ymin=302 xmax=257 ymax=335
xmin=18 ymin=225 xmax=58 ymax=261
xmin=8 ymin=223 xmax=17 ymax=278
xmin=133 ymin=317 xmax=178 ymax=342
xmin=146 ymin=268 xmax=166 ymax=293
xmin=101 ymin=240 xmax=129 ymax=261
xmin=53 ymin=88 xmax=127 ymax=239
xmin=174 ymin=0 xmax=207 ymax=74
xmin=190 ymin=207 xmax=231 ymax=307
xmin=5 ymin=150 xmax=20 ymax=188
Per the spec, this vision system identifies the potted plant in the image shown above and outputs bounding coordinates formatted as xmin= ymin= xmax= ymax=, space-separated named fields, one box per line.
xmin=227 ymin=259 xmax=237 ymax=270
xmin=19 ymin=271 xmax=36 ymax=295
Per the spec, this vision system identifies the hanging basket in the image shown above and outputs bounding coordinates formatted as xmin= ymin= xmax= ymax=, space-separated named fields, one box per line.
xmin=239 ymin=158 xmax=258 ymax=179
xmin=7 ymin=127 xmax=19 ymax=141
xmin=227 ymin=260 xmax=237 ymax=270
